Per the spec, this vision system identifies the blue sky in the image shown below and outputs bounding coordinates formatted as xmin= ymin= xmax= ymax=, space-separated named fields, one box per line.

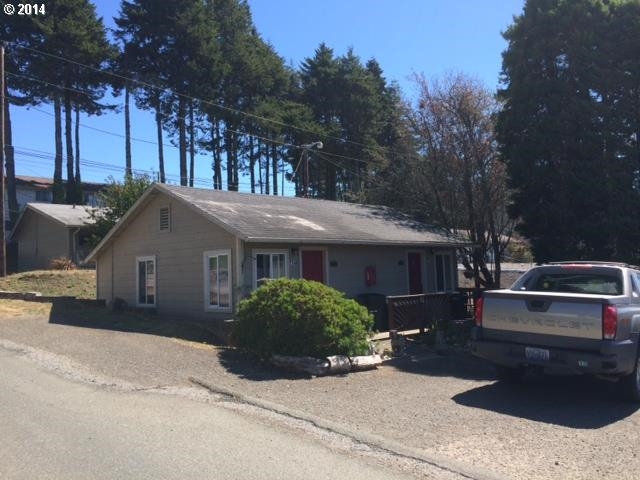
xmin=9 ymin=0 xmax=525 ymax=191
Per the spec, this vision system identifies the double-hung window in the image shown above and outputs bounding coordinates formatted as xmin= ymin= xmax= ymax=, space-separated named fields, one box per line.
xmin=254 ymin=250 xmax=288 ymax=288
xmin=204 ymin=250 xmax=231 ymax=310
xmin=136 ymin=256 xmax=156 ymax=307
xmin=435 ymin=253 xmax=454 ymax=292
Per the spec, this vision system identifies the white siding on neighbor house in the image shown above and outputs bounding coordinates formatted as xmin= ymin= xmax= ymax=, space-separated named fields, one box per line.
xmin=96 ymin=193 xmax=237 ymax=320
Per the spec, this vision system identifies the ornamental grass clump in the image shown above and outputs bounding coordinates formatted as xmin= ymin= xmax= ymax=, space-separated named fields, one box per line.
xmin=233 ymin=278 xmax=373 ymax=358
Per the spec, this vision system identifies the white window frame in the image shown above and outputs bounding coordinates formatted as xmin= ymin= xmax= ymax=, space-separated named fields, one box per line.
xmin=253 ymin=249 xmax=289 ymax=289
xmin=136 ymin=255 xmax=156 ymax=307
xmin=203 ymin=249 xmax=232 ymax=312
xmin=434 ymin=252 xmax=455 ymax=292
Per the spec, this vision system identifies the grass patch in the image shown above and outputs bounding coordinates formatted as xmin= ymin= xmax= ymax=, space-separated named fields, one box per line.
xmin=0 ymin=270 xmax=96 ymax=299
xmin=0 ymin=299 xmax=52 ymax=318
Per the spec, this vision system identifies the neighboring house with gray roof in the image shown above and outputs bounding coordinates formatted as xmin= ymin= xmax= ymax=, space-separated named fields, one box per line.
xmin=10 ymin=203 xmax=99 ymax=271
xmin=85 ymin=183 xmax=469 ymax=331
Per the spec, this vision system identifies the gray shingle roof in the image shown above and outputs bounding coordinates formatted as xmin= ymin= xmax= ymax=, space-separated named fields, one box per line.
xmin=162 ymin=184 xmax=468 ymax=246
xmin=23 ymin=203 xmax=98 ymax=227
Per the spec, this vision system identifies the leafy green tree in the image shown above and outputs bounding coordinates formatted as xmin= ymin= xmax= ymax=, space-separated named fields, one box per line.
xmin=497 ymin=0 xmax=640 ymax=262
xmin=88 ymin=174 xmax=153 ymax=245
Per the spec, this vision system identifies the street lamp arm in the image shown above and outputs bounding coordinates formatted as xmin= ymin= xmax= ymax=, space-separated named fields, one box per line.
xmin=301 ymin=141 xmax=323 ymax=150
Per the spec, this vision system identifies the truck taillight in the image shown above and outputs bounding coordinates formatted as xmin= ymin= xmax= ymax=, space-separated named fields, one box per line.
xmin=475 ymin=297 xmax=484 ymax=327
xmin=603 ymin=305 xmax=617 ymax=340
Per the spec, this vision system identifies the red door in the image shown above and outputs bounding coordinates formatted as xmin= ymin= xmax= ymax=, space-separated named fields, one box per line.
xmin=301 ymin=250 xmax=325 ymax=283
xmin=408 ymin=252 xmax=423 ymax=294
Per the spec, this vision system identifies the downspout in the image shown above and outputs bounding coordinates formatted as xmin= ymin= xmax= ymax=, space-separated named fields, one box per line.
xmin=72 ymin=228 xmax=80 ymax=265
xmin=235 ymin=236 xmax=243 ymax=309
xmin=110 ymin=245 xmax=114 ymax=305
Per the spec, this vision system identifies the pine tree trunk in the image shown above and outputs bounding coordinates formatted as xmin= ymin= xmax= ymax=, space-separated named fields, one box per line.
xmin=213 ymin=120 xmax=222 ymax=189
xmin=249 ymin=136 xmax=256 ymax=194
xmin=74 ymin=105 xmax=82 ymax=203
xmin=189 ymin=102 xmax=195 ymax=187
xmin=271 ymin=143 xmax=278 ymax=195
xmin=64 ymin=92 xmax=76 ymax=204
xmin=124 ymin=82 xmax=132 ymax=177
xmin=178 ymin=98 xmax=187 ymax=186
xmin=53 ymin=97 xmax=64 ymax=203
xmin=264 ymin=141 xmax=270 ymax=195
xmin=258 ymin=140 xmax=263 ymax=194
xmin=225 ymin=129 xmax=239 ymax=191
xmin=155 ymin=96 xmax=165 ymax=183
xmin=3 ymin=88 xmax=18 ymax=224
xmin=211 ymin=122 xmax=220 ymax=189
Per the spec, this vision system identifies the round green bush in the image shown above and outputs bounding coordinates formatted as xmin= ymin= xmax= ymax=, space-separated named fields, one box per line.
xmin=233 ymin=278 xmax=374 ymax=358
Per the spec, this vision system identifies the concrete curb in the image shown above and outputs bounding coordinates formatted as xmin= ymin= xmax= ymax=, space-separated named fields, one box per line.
xmin=189 ymin=376 xmax=507 ymax=480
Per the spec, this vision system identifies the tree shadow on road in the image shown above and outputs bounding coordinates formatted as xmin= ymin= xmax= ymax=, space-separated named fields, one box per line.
xmin=48 ymin=299 xmax=223 ymax=346
xmin=453 ymin=374 xmax=639 ymax=428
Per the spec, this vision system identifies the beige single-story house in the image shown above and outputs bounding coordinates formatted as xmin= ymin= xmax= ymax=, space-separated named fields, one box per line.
xmin=9 ymin=203 xmax=99 ymax=271
xmin=85 ymin=184 xmax=469 ymax=330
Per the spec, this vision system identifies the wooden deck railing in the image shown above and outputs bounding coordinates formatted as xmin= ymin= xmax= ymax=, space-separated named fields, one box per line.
xmin=386 ymin=292 xmax=451 ymax=332
xmin=386 ymin=289 xmax=484 ymax=332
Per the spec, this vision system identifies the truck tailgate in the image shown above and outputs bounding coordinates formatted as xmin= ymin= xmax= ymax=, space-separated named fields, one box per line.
xmin=482 ymin=291 xmax=605 ymax=340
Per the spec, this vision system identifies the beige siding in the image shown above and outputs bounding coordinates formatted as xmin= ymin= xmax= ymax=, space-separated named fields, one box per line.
xmin=96 ymin=193 xmax=237 ymax=320
xmin=95 ymin=191 xmax=461 ymax=322
xmin=15 ymin=210 xmax=71 ymax=271
xmin=326 ymin=245 xmax=409 ymax=298
xmin=96 ymin=246 xmax=113 ymax=302
xmin=242 ymin=244 xmax=459 ymax=299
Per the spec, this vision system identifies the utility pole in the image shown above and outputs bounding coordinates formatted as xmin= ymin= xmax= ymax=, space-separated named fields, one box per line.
xmin=0 ymin=42 xmax=6 ymax=277
xmin=301 ymin=141 xmax=323 ymax=198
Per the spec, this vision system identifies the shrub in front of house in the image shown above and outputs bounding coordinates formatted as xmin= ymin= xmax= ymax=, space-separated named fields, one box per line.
xmin=49 ymin=257 xmax=77 ymax=270
xmin=233 ymin=278 xmax=373 ymax=358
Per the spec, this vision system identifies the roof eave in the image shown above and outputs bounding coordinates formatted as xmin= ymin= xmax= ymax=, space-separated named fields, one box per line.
xmin=85 ymin=183 xmax=249 ymax=263
xmin=244 ymin=236 xmax=472 ymax=247
xmin=85 ymin=184 xmax=160 ymax=263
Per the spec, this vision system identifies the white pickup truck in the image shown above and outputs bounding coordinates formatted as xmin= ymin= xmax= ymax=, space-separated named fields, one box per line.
xmin=471 ymin=262 xmax=640 ymax=401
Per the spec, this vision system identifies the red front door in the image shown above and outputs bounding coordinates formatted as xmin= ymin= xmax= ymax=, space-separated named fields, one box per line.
xmin=301 ymin=250 xmax=325 ymax=283
xmin=408 ymin=252 xmax=423 ymax=294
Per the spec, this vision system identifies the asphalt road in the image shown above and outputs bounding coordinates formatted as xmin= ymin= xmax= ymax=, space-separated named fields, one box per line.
xmin=3 ymin=302 xmax=640 ymax=480
xmin=0 ymin=348 xmax=423 ymax=480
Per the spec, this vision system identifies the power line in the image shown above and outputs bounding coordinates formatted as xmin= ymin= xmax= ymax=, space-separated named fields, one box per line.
xmin=10 ymin=145 xmax=286 ymax=192
xmin=11 ymin=71 xmax=379 ymax=167
xmin=11 ymin=43 xmax=388 ymax=158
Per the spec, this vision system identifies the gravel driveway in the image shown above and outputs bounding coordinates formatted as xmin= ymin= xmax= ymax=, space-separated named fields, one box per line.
xmin=1 ymin=299 xmax=639 ymax=480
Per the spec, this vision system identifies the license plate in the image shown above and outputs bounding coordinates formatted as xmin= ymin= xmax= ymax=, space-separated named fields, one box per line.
xmin=525 ymin=347 xmax=550 ymax=362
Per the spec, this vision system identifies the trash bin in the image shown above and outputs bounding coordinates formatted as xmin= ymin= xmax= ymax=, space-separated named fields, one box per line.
xmin=449 ymin=292 xmax=468 ymax=319
xmin=354 ymin=293 xmax=389 ymax=332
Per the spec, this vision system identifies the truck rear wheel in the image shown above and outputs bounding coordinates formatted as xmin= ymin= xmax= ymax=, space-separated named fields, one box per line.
xmin=620 ymin=351 xmax=640 ymax=403
xmin=495 ymin=365 xmax=525 ymax=383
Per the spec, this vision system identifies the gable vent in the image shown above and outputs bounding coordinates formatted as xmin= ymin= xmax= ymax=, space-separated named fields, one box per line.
xmin=159 ymin=206 xmax=170 ymax=232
